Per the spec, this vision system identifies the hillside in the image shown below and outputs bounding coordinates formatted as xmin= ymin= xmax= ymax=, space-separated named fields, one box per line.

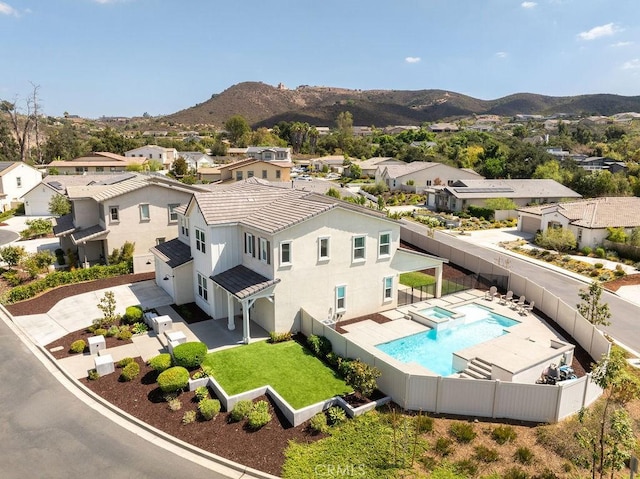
xmin=162 ymin=82 xmax=640 ymax=128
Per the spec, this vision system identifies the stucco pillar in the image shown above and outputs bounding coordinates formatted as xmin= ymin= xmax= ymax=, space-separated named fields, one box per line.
xmin=435 ymin=264 xmax=443 ymax=298
xmin=226 ymin=293 xmax=235 ymax=331
xmin=242 ymin=300 xmax=251 ymax=344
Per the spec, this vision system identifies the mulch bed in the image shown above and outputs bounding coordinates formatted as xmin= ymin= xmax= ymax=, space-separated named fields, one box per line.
xmin=45 ymin=325 xmax=134 ymax=360
xmin=169 ymin=302 xmax=212 ymax=325
xmin=5 ymin=272 xmax=155 ymax=316
xmin=81 ymin=358 xmax=324 ymax=476
xmin=603 ymin=272 xmax=640 ymax=292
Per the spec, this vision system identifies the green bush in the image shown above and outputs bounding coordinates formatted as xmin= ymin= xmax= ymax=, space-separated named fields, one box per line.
xmin=122 ymin=305 xmax=143 ymax=325
xmin=269 ymin=331 xmax=292 ymax=343
xmin=70 ymin=339 xmax=86 ymax=354
xmin=172 ymin=341 xmax=207 ymax=368
xmin=120 ymin=361 xmax=140 ymax=381
xmin=94 ymin=328 xmax=107 ymax=337
xmin=594 ymin=262 xmax=604 ymax=269
xmin=247 ymin=400 xmax=271 ymax=430
xmin=157 ymin=366 xmax=190 ymax=393
xmin=326 ymin=406 xmax=347 ymax=425
xmin=326 ymin=352 xmax=340 ymax=366
xmin=309 ymin=412 xmax=328 ymax=433
xmin=131 ymin=322 xmax=148 ymax=335
xmin=198 ymin=398 xmax=221 ymax=421
xmin=117 ymin=329 xmax=132 ymax=340
xmin=434 ymin=436 xmax=454 ymax=456
xmin=88 ymin=369 xmax=100 ymax=381
xmin=117 ymin=357 xmax=135 ymax=367
xmin=534 ymin=227 xmax=576 ymax=252
xmin=182 ymin=410 xmax=197 ymax=424
xmin=449 ymin=421 xmax=477 ymax=443
xmin=491 ymin=425 xmax=517 ymax=444
xmin=167 ymin=397 xmax=182 ymax=411
xmin=595 ymin=247 xmax=606 ymax=258
xmin=415 ymin=414 xmax=434 ymax=433
xmin=342 ymin=359 xmax=380 ymax=398
xmin=106 ymin=325 xmax=119 ymax=337
xmin=148 ymin=353 xmax=172 ymax=372
xmin=504 ymin=467 xmax=529 ymax=479
xmin=229 ymin=399 xmax=253 ymax=422
xmin=581 ymin=246 xmax=593 ymax=255
xmin=307 ymin=334 xmax=332 ymax=357
xmin=194 ymin=386 xmax=209 ymax=401
xmin=474 ymin=445 xmax=500 ymax=462
xmin=453 ymin=459 xmax=478 ymax=477
xmin=514 ymin=446 xmax=534 ymax=465
xmin=468 ymin=205 xmax=494 ymax=220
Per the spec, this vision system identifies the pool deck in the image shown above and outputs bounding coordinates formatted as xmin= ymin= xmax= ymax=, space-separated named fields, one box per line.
xmin=340 ymin=289 xmax=572 ymax=379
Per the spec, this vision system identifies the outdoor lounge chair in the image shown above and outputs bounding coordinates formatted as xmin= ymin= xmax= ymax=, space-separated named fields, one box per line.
xmin=484 ymin=286 xmax=498 ymax=301
xmin=510 ymin=295 xmax=525 ymax=310
xmin=518 ymin=300 xmax=535 ymax=315
xmin=499 ymin=290 xmax=513 ymax=305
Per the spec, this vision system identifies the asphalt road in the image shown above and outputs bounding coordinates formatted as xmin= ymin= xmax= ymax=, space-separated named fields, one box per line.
xmin=431 ymin=229 xmax=640 ymax=354
xmin=0 ymin=316 xmax=233 ymax=479
xmin=0 ymin=228 xmax=19 ymax=245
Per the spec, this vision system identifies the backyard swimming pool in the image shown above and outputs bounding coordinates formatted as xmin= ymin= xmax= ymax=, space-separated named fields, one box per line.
xmin=377 ymin=303 xmax=519 ymax=376
xmin=417 ymin=306 xmax=456 ymax=320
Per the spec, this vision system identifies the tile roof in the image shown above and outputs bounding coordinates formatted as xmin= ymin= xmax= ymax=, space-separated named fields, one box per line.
xmin=446 ymin=179 xmax=581 ymax=199
xmin=210 ymin=264 xmax=280 ymax=300
xmin=149 ymin=238 xmax=192 ymax=268
xmin=520 ymin=197 xmax=640 ymax=228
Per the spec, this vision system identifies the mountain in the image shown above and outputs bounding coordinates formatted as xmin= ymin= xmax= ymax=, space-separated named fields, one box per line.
xmin=162 ymin=82 xmax=640 ymax=127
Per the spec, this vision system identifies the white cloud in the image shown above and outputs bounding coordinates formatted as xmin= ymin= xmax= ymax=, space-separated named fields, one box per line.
xmin=495 ymin=51 xmax=508 ymax=58
xmin=0 ymin=2 xmax=18 ymax=16
xmin=521 ymin=2 xmax=537 ymax=8
xmin=611 ymin=41 xmax=633 ymax=47
xmin=622 ymin=59 xmax=640 ymax=70
xmin=405 ymin=57 xmax=421 ymax=64
xmin=578 ymin=23 xmax=622 ymax=41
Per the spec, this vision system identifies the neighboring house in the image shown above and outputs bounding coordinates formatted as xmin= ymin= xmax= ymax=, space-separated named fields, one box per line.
xmin=518 ymin=197 xmax=640 ymax=249
xmin=53 ymin=174 xmax=208 ymax=272
xmin=218 ymin=159 xmax=292 ymax=182
xmin=197 ymin=167 xmax=221 ymax=183
xmin=22 ymin=173 xmax=135 ymax=216
xmin=352 ymin=126 xmax=373 ymax=137
xmin=348 ymin=157 xmax=404 ymax=178
xmin=125 ymin=145 xmax=178 ymax=169
xmin=178 ymin=152 xmax=215 ymax=170
xmin=310 ymin=155 xmax=346 ymax=173
xmin=246 ymin=147 xmax=291 ymax=162
xmin=573 ymin=156 xmax=627 ymax=173
xmin=383 ymin=126 xmax=419 ymax=135
xmin=377 ymin=162 xmax=483 ymax=193
xmin=150 ymin=179 xmax=446 ymax=342
xmin=429 ymin=123 xmax=459 ymax=133
xmin=0 ymin=162 xmax=43 ymax=212
xmin=48 ymin=152 xmax=147 ymax=174
xmin=430 ymin=179 xmax=582 ymax=213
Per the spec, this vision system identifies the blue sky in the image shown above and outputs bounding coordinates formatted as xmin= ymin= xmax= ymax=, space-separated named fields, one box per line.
xmin=1 ymin=0 xmax=640 ymax=119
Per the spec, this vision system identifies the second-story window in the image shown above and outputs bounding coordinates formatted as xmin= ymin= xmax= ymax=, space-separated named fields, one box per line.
xmin=180 ymin=217 xmax=189 ymax=237
xmin=236 ymin=171 xmax=243 ymax=181
xmin=248 ymin=170 xmax=254 ymax=178
xmin=139 ymin=204 xmax=150 ymax=221
xmin=318 ymin=237 xmax=330 ymax=261
xmin=168 ymin=204 xmax=179 ymax=223
xmin=258 ymin=237 xmax=270 ymax=264
xmin=195 ymin=228 xmax=206 ymax=253
xmin=16 ymin=177 xmax=22 ymax=187
xmin=378 ymin=231 xmax=391 ymax=258
xmin=276 ymin=170 xmax=281 ymax=179
xmin=245 ymin=233 xmax=255 ymax=257
xmin=110 ymin=206 xmax=119 ymax=222
xmin=280 ymin=241 xmax=291 ymax=265
xmin=262 ymin=170 xmax=268 ymax=179
xmin=352 ymin=235 xmax=366 ymax=261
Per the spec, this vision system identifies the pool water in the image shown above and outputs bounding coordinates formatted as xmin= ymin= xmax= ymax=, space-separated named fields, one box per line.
xmin=418 ymin=306 xmax=455 ymax=320
xmin=377 ymin=303 xmax=519 ymax=376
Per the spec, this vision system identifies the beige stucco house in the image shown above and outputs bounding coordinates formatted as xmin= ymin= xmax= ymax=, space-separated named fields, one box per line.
xmin=377 ymin=162 xmax=483 ymax=194
xmin=125 ymin=145 xmax=178 ymax=169
xmin=48 ymin=152 xmax=148 ymax=175
xmin=53 ymin=174 xmax=208 ymax=272
xmin=0 ymin=162 xmax=43 ymax=211
xmin=218 ymin=159 xmax=292 ymax=183
xmin=151 ymin=179 xmax=446 ymax=342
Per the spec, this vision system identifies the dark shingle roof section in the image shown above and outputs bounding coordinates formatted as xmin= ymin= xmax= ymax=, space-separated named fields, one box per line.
xmin=53 ymin=214 xmax=76 ymax=236
xmin=150 ymin=238 xmax=192 ymax=268
xmin=211 ymin=265 xmax=280 ymax=300
xmin=71 ymin=224 xmax=108 ymax=244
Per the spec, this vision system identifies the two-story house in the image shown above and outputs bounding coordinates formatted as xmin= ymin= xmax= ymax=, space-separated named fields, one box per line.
xmin=53 ymin=174 xmax=208 ymax=272
xmin=150 ymin=180 xmax=446 ymax=342
xmin=48 ymin=152 xmax=148 ymax=174
xmin=125 ymin=145 xmax=178 ymax=169
xmin=0 ymin=162 xmax=43 ymax=212
xmin=377 ymin=162 xmax=483 ymax=194
xmin=246 ymin=146 xmax=291 ymax=162
xmin=217 ymin=159 xmax=292 ymax=183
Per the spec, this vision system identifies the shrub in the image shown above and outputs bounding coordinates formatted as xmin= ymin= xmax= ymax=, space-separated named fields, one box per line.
xmin=533 ymin=469 xmax=559 ymax=479
xmin=120 ymin=361 xmax=140 ymax=381
xmin=491 ymin=424 xmax=517 ymax=444
xmin=131 ymin=322 xmax=148 ymax=335
xmin=415 ymin=414 xmax=434 ymax=433
xmin=434 ymin=437 xmax=453 ymax=456
xmin=595 ymin=247 xmax=606 ymax=258
xmin=327 ymin=406 xmax=347 ymax=425
xmin=581 ymin=246 xmax=593 ymax=255
xmin=194 ymin=386 xmax=210 ymax=401
xmin=309 ymin=413 xmax=328 ymax=434
xmin=594 ymin=262 xmax=604 ymax=269
xmin=453 ymin=459 xmax=478 ymax=477
xmin=534 ymin=227 xmax=576 ymax=252
xmin=198 ymin=398 xmax=221 ymax=421
xmin=122 ymin=305 xmax=143 ymax=325
xmin=117 ymin=329 xmax=132 ymax=340
xmin=94 ymin=328 xmax=107 ymax=337
xmin=307 ymin=334 xmax=332 ymax=357
xmin=269 ymin=331 xmax=292 ymax=343
xmin=229 ymin=400 xmax=253 ymax=423
xmin=326 ymin=352 xmax=340 ymax=366
xmin=343 ymin=359 xmax=380 ymax=398
xmin=191 ymin=367 xmax=212 ymax=379
xmin=474 ymin=445 xmax=500 ymax=462
xmin=157 ymin=366 xmax=190 ymax=393
xmin=449 ymin=421 xmax=477 ymax=443
xmin=70 ymin=339 xmax=86 ymax=354
xmin=88 ymin=369 xmax=100 ymax=381
xmin=247 ymin=400 xmax=272 ymax=430
xmin=167 ymin=397 xmax=182 ymax=411
xmin=148 ymin=353 xmax=172 ymax=372
xmin=117 ymin=357 xmax=135 ymax=367
xmin=418 ymin=455 xmax=437 ymax=471
xmin=514 ymin=446 xmax=534 ymax=465
xmin=172 ymin=341 xmax=207 ymax=368
xmin=504 ymin=467 xmax=529 ymax=479
xmin=106 ymin=325 xmax=119 ymax=337
xmin=182 ymin=410 xmax=196 ymax=424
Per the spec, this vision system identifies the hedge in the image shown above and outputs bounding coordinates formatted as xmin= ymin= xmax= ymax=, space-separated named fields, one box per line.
xmin=147 ymin=353 xmax=172 ymax=372
xmin=1 ymin=262 xmax=130 ymax=304
xmin=172 ymin=342 xmax=207 ymax=369
xmin=157 ymin=366 xmax=190 ymax=393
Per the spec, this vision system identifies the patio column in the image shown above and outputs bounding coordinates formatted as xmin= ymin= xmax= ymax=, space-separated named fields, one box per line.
xmin=242 ymin=299 xmax=251 ymax=344
xmin=226 ymin=293 xmax=235 ymax=331
xmin=435 ymin=264 xmax=443 ymax=298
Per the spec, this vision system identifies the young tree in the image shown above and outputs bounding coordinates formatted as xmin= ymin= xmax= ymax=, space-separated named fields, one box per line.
xmin=171 ymin=157 xmax=189 ymax=177
xmin=96 ymin=291 xmax=118 ymax=328
xmin=48 ymin=194 xmax=71 ymax=216
xmin=577 ymin=281 xmax=611 ymax=326
xmin=0 ymin=245 xmax=26 ymax=268
xmin=224 ymin=115 xmax=250 ymax=146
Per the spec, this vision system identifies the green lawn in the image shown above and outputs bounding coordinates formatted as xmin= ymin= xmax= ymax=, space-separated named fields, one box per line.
xmin=399 ymin=271 xmax=436 ymax=288
xmin=202 ymin=340 xmax=351 ymax=409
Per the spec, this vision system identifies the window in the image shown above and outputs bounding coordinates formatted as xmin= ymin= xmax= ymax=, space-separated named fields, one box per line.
xmin=258 ymin=237 xmax=271 ymax=264
xmin=244 ymin=232 xmax=255 ymax=257
xmin=96 ymin=167 xmax=104 ymax=172
xmin=168 ymin=204 xmax=179 ymax=223
xmin=180 ymin=217 xmax=189 ymax=237
xmin=262 ymin=170 xmax=268 ymax=179
xmin=236 ymin=171 xmax=243 ymax=181
xmin=336 ymin=285 xmax=346 ymax=312
xmin=197 ymin=273 xmax=208 ymax=301
xmin=383 ymin=276 xmax=393 ymax=301
xmin=352 ymin=235 xmax=366 ymax=261
xmin=280 ymin=241 xmax=291 ymax=265
xmin=248 ymin=170 xmax=254 ymax=178
xmin=318 ymin=237 xmax=330 ymax=261
xmin=149 ymin=154 xmax=153 ymax=159
xmin=156 ymin=237 xmax=166 ymax=245
xmin=378 ymin=232 xmax=391 ymax=258
xmin=109 ymin=206 xmax=119 ymax=222
xmin=139 ymin=204 xmax=150 ymax=221
xmin=275 ymin=170 xmax=281 ymax=179
xmin=16 ymin=177 xmax=22 ymax=187
xmin=195 ymin=228 xmax=206 ymax=253
xmin=425 ymin=180 xmax=432 ymax=186
xmin=75 ymin=167 xmax=88 ymax=173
